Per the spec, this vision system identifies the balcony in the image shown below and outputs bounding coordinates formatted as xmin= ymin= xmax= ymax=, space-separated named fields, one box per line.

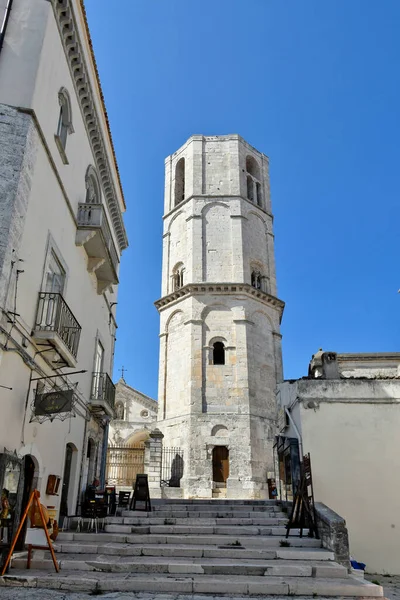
xmin=33 ymin=293 xmax=82 ymax=367
xmin=76 ymin=203 xmax=119 ymax=294
xmin=89 ymin=372 xmax=116 ymax=418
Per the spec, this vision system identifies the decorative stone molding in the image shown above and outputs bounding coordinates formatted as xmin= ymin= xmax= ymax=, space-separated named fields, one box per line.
xmin=50 ymin=0 xmax=128 ymax=252
xmin=155 ymin=282 xmax=285 ymax=320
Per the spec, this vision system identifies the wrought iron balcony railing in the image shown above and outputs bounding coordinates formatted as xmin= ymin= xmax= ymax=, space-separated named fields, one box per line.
xmin=34 ymin=292 xmax=81 ymax=361
xmin=90 ymin=372 xmax=116 ymax=415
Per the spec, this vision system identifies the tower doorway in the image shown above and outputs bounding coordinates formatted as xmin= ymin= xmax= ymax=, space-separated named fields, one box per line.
xmin=212 ymin=446 xmax=229 ymax=486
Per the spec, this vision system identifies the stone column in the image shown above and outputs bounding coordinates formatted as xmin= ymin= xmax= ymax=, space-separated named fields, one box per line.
xmin=144 ymin=428 xmax=164 ymax=499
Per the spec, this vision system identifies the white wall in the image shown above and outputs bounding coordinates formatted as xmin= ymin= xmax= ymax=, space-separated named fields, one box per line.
xmin=278 ymin=379 xmax=400 ymax=575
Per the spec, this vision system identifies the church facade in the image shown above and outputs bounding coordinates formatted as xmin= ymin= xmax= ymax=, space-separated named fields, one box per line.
xmin=155 ymin=135 xmax=284 ymax=499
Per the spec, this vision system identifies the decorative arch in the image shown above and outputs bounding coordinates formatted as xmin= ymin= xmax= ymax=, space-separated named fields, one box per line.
xmin=167 ymin=209 xmax=184 ymax=233
xmin=56 ymin=87 xmax=74 ymax=151
xmin=249 ymin=308 xmax=276 ymax=334
xmin=246 ymin=155 xmax=260 ymax=179
xmin=165 ymin=309 xmax=185 ymax=333
xmin=211 ymin=424 xmax=228 ymax=437
xmin=125 ymin=429 xmax=150 ymax=447
xmin=175 ymin=157 xmax=185 ymax=206
xmin=85 ymin=165 xmax=102 ymax=204
xmin=246 ymin=210 xmax=268 ymax=230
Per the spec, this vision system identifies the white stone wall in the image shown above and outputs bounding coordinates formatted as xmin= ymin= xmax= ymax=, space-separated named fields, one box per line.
xmin=157 ymin=135 xmax=284 ymax=498
xmin=109 ymin=380 xmax=158 ymax=446
xmin=0 ymin=0 xmax=127 ymax=519
xmin=278 ymin=377 xmax=400 ymax=575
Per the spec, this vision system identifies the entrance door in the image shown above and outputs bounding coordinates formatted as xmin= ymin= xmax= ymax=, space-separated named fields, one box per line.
xmin=212 ymin=446 xmax=229 ymax=485
xmin=60 ymin=444 xmax=74 ymax=517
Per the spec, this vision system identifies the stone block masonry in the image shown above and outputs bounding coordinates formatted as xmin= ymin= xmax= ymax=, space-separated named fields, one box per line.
xmin=0 ymin=104 xmax=38 ymax=309
xmin=156 ymin=135 xmax=285 ymax=499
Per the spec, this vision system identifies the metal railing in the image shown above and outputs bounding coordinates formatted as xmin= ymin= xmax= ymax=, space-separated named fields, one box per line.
xmin=106 ymin=443 xmax=145 ymax=487
xmin=35 ymin=292 xmax=81 ymax=359
xmin=161 ymin=447 xmax=184 ymax=487
xmin=91 ymin=372 xmax=116 ymax=411
xmin=77 ymin=203 xmax=119 ymax=276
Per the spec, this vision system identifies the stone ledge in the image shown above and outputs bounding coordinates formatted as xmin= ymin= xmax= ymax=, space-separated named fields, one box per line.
xmin=314 ymin=502 xmax=351 ymax=571
xmin=155 ymin=282 xmax=285 ymax=318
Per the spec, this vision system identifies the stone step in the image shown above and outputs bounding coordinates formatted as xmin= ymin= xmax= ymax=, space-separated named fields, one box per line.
xmin=150 ymin=502 xmax=282 ymax=513
xmin=13 ymin=554 xmax=348 ymax=578
xmin=150 ymin=499 xmax=279 ymax=505
xmin=55 ymin=540 xmax=334 ymax=561
xmin=104 ymin=524 xmax=291 ymax=536
xmin=121 ymin=510 xmax=285 ymax=519
xmin=106 ymin=516 xmax=288 ymax=526
xmin=57 ymin=531 xmax=320 ymax=547
xmin=1 ymin=570 xmax=384 ymax=596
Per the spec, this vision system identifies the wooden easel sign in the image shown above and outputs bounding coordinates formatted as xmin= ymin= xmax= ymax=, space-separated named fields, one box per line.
xmin=130 ymin=474 xmax=151 ymax=511
xmin=1 ymin=489 xmax=59 ymax=575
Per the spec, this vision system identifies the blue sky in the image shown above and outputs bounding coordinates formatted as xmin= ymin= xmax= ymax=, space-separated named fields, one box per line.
xmin=85 ymin=0 xmax=400 ymax=399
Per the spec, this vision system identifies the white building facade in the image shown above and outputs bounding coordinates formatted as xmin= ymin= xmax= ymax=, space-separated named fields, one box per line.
xmin=109 ymin=379 xmax=158 ymax=447
xmin=156 ymin=135 xmax=284 ymax=499
xmin=277 ymin=350 xmax=400 ymax=575
xmin=0 ymin=0 xmax=127 ymax=521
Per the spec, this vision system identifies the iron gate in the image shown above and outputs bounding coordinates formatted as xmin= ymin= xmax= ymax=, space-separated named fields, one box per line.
xmin=161 ymin=447 xmax=184 ymax=487
xmin=106 ymin=444 xmax=145 ymax=487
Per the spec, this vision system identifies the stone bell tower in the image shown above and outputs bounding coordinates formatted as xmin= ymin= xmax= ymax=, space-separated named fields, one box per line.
xmin=155 ymin=135 xmax=284 ymax=499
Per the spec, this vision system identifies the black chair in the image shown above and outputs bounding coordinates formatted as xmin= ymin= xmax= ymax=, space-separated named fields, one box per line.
xmin=116 ymin=491 xmax=131 ymax=515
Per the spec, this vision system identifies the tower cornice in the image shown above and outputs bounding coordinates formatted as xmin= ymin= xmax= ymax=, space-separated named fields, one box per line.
xmin=162 ymin=194 xmax=274 ymax=222
xmin=155 ymin=283 xmax=285 ymax=322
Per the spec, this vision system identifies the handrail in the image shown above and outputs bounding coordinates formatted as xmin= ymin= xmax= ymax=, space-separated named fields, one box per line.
xmin=35 ymin=292 xmax=81 ymax=359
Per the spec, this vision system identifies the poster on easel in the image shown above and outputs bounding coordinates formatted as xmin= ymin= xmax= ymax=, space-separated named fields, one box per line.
xmin=1 ymin=489 xmax=59 ymax=575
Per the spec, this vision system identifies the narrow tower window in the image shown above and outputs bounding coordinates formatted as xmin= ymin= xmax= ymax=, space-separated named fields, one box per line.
xmin=172 ymin=264 xmax=184 ymax=290
xmin=213 ymin=341 xmax=225 ymax=365
xmin=247 ymin=175 xmax=254 ymax=202
xmin=245 ymin=155 xmax=262 ymax=207
xmin=256 ymin=182 xmax=262 ymax=206
xmin=251 ymin=270 xmax=262 ymax=290
xmin=175 ymin=158 xmax=185 ymax=206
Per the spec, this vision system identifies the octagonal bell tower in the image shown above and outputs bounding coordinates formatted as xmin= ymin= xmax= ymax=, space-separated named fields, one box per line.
xmin=155 ymin=134 xmax=284 ymax=499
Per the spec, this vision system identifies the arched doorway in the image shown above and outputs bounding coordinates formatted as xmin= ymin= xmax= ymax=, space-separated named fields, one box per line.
xmin=16 ymin=455 xmax=36 ymax=550
xmin=60 ymin=443 xmax=78 ymax=518
xmin=86 ymin=437 xmax=97 ymax=487
xmin=212 ymin=446 xmax=229 ymax=486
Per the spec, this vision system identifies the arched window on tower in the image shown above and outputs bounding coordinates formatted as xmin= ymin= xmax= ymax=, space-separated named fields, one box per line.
xmin=172 ymin=264 xmax=184 ymax=290
xmin=85 ymin=167 xmax=101 ymax=204
xmin=251 ymin=268 xmax=268 ymax=293
xmin=213 ymin=341 xmax=225 ymax=365
xmin=175 ymin=158 xmax=185 ymax=206
xmin=245 ymin=156 xmax=262 ymax=207
xmin=55 ymin=87 xmax=74 ymax=162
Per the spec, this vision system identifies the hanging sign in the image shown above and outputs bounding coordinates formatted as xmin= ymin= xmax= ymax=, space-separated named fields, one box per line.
xmin=34 ymin=389 xmax=74 ymax=416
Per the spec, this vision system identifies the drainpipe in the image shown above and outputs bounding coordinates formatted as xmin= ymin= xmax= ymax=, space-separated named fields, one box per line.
xmin=99 ymin=417 xmax=110 ymax=488
xmin=285 ymin=407 xmax=303 ymax=459
xmin=0 ymin=0 xmax=13 ymax=55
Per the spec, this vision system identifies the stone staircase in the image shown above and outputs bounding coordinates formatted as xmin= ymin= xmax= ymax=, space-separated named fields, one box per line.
xmin=2 ymin=499 xmax=384 ymax=597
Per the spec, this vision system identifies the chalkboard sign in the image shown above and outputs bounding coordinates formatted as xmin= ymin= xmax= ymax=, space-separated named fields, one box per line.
xmin=130 ymin=474 xmax=151 ymax=511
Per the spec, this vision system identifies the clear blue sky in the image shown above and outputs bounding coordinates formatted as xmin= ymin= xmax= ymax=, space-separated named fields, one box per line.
xmin=85 ymin=0 xmax=400 ymax=399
